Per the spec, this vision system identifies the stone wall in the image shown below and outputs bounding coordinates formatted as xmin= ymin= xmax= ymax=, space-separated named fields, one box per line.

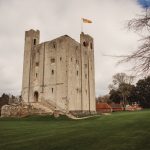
xmin=1 ymin=103 xmax=52 ymax=117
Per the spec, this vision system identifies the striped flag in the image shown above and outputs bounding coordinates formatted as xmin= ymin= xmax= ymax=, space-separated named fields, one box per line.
xmin=82 ymin=18 xmax=92 ymax=23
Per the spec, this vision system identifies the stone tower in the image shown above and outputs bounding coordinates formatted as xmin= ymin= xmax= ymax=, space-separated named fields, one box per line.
xmin=80 ymin=32 xmax=95 ymax=112
xmin=22 ymin=29 xmax=40 ymax=103
xmin=21 ymin=29 xmax=96 ymax=115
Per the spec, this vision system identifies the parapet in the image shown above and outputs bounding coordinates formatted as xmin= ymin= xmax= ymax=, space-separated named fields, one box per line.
xmin=25 ymin=29 xmax=40 ymax=37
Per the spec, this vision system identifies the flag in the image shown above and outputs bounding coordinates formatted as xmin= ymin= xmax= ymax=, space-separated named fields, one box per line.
xmin=82 ymin=18 xmax=92 ymax=23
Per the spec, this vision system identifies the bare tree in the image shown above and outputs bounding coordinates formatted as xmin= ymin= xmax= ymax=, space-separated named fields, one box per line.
xmin=121 ymin=8 xmax=150 ymax=75
xmin=109 ymin=73 xmax=135 ymax=109
xmin=96 ymin=95 xmax=110 ymax=103
xmin=109 ymin=73 xmax=134 ymax=90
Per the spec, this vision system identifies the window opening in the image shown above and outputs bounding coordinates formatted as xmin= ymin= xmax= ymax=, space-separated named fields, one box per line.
xmin=85 ymin=64 xmax=87 ymax=68
xmin=51 ymin=58 xmax=55 ymax=63
xmin=36 ymin=62 xmax=39 ymax=66
xmin=77 ymin=71 xmax=79 ymax=76
xmin=85 ymin=74 xmax=87 ymax=79
xmin=90 ymin=43 xmax=93 ymax=49
xmin=83 ymin=41 xmax=88 ymax=47
xmin=34 ymin=39 xmax=36 ymax=45
xmin=36 ymin=73 xmax=38 ymax=78
xmin=52 ymin=70 xmax=54 ymax=75
xmin=53 ymin=43 xmax=56 ymax=48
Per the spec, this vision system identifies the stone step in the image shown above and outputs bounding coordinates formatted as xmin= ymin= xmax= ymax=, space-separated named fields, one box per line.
xmin=31 ymin=102 xmax=78 ymax=119
xmin=31 ymin=103 xmax=53 ymax=114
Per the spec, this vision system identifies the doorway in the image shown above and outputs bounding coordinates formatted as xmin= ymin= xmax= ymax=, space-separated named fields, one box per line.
xmin=34 ymin=91 xmax=38 ymax=102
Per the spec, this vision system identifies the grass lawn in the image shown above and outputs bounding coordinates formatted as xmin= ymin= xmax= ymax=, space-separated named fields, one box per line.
xmin=0 ymin=110 xmax=150 ymax=150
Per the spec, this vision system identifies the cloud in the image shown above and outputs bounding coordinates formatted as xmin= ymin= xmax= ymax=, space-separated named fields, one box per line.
xmin=0 ymin=0 xmax=142 ymax=96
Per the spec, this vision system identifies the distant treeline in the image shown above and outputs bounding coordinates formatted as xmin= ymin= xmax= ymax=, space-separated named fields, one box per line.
xmin=0 ymin=93 xmax=18 ymax=115
xmin=97 ymin=76 xmax=150 ymax=108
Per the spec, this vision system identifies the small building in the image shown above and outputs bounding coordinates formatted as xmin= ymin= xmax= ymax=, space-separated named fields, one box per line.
xmin=125 ymin=103 xmax=142 ymax=111
xmin=96 ymin=102 xmax=112 ymax=113
xmin=125 ymin=105 xmax=134 ymax=111
xmin=110 ymin=103 xmax=123 ymax=112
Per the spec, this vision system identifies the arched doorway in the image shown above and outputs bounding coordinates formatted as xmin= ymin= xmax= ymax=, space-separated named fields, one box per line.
xmin=34 ymin=91 xmax=38 ymax=102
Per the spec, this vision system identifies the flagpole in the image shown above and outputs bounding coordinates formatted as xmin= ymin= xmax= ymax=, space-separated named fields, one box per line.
xmin=81 ymin=18 xmax=92 ymax=33
xmin=81 ymin=18 xmax=83 ymax=33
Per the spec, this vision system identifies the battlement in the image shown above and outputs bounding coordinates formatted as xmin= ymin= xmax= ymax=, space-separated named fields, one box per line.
xmin=25 ymin=29 xmax=40 ymax=37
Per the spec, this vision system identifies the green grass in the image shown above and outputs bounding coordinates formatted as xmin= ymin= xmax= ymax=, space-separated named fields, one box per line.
xmin=0 ymin=110 xmax=150 ymax=150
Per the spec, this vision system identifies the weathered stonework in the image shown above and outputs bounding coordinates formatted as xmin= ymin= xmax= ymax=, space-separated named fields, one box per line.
xmin=21 ymin=29 xmax=96 ymax=115
xmin=1 ymin=103 xmax=53 ymax=117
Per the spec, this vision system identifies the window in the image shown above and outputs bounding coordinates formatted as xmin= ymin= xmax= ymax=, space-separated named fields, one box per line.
xmin=36 ymin=62 xmax=39 ymax=66
xmin=51 ymin=58 xmax=55 ymax=63
xmin=34 ymin=39 xmax=36 ymax=45
xmin=84 ymin=64 xmax=87 ymax=68
xmin=83 ymin=41 xmax=89 ymax=47
xmin=51 ymin=70 xmax=54 ymax=75
xmin=77 ymin=71 xmax=79 ymax=76
xmin=86 ymin=89 xmax=87 ymax=94
xmin=76 ymin=88 xmax=79 ymax=93
xmin=71 ymin=58 xmax=72 ymax=62
xmin=36 ymin=73 xmax=38 ymax=78
xmin=53 ymin=43 xmax=56 ymax=48
xmin=76 ymin=60 xmax=78 ymax=64
xmin=85 ymin=74 xmax=87 ymax=79
xmin=60 ymin=57 xmax=62 ymax=61
xmin=90 ymin=43 xmax=93 ymax=49
xmin=52 ymin=88 xmax=54 ymax=93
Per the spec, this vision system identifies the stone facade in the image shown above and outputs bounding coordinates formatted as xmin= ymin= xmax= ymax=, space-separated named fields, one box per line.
xmin=21 ymin=29 xmax=96 ymax=114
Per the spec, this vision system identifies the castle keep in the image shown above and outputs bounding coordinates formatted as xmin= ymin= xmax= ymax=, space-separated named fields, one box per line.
xmin=21 ymin=29 xmax=96 ymax=114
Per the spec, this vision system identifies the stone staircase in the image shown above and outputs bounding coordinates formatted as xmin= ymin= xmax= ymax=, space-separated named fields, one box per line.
xmin=31 ymin=102 xmax=53 ymax=114
xmin=31 ymin=100 xmax=77 ymax=119
xmin=41 ymin=100 xmax=67 ymax=113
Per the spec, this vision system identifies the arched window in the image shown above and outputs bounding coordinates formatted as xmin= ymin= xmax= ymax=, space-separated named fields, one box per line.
xmin=34 ymin=39 xmax=36 ymax=45
xmin=86 ymin=89 xmax=87 ymax=94
xmin=52 ymin=88 xmax=54 ymax=93
xmin=90 ymin=42 xmax=93 ymax=49
xmin=76 ymin=60 xmax=78 ymax=64
xmin=34 ymin=91 xmax=38 ymax=102
xmin=35 ymin=73 xmax=38 ymax=78
xmin=53 ymin=43 xmax=56 ymax=48
xmin=52 ymin=70 xmax=54 ymax=75
xmin=77 ymin=88 xmax=79 ymax=93
xmin=83 ymin=41 xmax=89 ymax=47
xmin=84 ymin=64 xmax=87 ymax=68
xmin=77 ymin=71 xmax=79 ymax=76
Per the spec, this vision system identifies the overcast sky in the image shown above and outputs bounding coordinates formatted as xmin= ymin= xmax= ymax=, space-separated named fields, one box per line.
xmin=0 ymin=0 xmax=145 ymax=96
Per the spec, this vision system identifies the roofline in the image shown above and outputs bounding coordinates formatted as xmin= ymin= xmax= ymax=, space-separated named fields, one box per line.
xmin=36 ymin=35 xmax=80 ymax=46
